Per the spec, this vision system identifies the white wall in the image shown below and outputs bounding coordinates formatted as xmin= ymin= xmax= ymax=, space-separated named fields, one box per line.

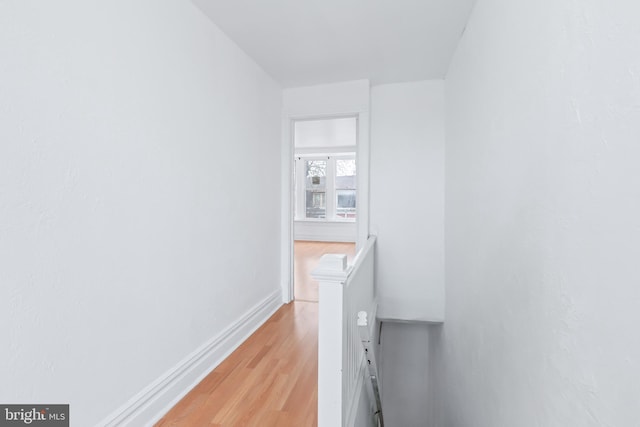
xmin=370 ymin=81 xmax=445 ymax=322
xmin=0 ymin=1 xmax=282 ymax=425
xmin=282 ymin=80 xmax=370 ymax=117
xmin=293 ymin=116 xmax=357 ymax=242
xmin=379 ymin=322 xmax=432 ymax=427
xmin=442 ymin=0 xmax=640 ymax=426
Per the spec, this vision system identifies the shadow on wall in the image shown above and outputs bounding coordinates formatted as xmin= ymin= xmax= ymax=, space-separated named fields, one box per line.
xmin=379 ymin=322 xmax=444 ymax=427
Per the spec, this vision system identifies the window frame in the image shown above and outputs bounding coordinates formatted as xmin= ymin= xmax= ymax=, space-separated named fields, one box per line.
xmin=294 ymin=153 xmax=356 ymax=223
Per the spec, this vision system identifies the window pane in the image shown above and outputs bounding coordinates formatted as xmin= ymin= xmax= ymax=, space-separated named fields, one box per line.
xmin=336 ymin=189 xmax=356 ymax=219
xmin=306 ymin=191 xmax=326 ymax=218
xmin=306 ymin=160 xmax=326 ymax=218
xmin=336 ymin=159 xmax=356 ymax=190
xmin=336 ymin=159 xmax=356 ymax=179
xmin=306 ymin=160 xmax=326 ymax=184
xmin=335 ymin=159 xmax=356 ymax=219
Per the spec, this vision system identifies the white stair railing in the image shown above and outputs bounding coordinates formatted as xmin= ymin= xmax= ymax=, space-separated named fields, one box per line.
xmin=313 ymin=236 xmax=379 ymax=427
xmin=358 ymin=311 xmax=384 ymax=427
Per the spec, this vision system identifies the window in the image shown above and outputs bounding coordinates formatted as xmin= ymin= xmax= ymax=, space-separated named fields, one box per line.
xmin=305 ymin=160 xmax=327 ymax=219
xmin=295 ymin=154 xmax=356 ymax=221
xmin=335 ymin=159 xmax=356 ymax=219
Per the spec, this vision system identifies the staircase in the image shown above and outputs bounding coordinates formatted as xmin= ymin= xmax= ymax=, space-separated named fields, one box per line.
xmin=312 ymin=236 xmax=383 ymax=426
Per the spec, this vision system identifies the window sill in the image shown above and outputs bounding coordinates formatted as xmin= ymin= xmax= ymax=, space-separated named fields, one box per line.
xmin=294 ymin=218 xmax=356 ymax=224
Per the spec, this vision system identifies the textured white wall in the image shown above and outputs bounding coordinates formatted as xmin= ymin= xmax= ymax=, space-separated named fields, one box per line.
xmin=0 ymin=1 xmax=281 ymax=425
xmin=371 ymin=81 xmax=445 ymax=321
xmin=282 ymin=80 xmax=370 ymax=117
xmin=442 ymin=0 xmax=640 ymax=425
xmin=379 ymin=322 xmax=431 ymax=427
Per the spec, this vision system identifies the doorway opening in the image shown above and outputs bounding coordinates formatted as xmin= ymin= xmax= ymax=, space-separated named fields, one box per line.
xmin=294 ymin=241 xmax=356 ymax=301
xmin=291 ymin=117 xmax=358 ymax=302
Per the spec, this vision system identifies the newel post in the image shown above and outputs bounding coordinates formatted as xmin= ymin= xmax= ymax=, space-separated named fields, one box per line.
xmin=312 ymin=253 xmax=350 ymax=427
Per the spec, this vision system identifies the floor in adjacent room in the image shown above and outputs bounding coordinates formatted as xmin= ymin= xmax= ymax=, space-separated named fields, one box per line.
xmin=293 ymin=240 xmax=356 ymax=302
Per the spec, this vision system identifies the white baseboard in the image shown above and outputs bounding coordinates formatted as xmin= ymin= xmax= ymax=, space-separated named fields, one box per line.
xmin=294 ymin=220 xmax=357 ymax=243
xmin=97 ymin=290 xmax=283 ymax=427
xmin=294 ymin=234 xmax=356 ymax=243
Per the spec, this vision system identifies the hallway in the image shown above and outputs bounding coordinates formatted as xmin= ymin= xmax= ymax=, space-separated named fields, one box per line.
xmin=4 ymin=1 xmax=640 ymax=425
xmin=157 ymin=241 xmax=356 ymax=425
xmin=156 ymin=301 xmax=318 ymax=426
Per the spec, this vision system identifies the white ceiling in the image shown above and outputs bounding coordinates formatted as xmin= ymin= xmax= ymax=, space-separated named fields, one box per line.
xmin=192 ymin=0 xmax=476 ymax=88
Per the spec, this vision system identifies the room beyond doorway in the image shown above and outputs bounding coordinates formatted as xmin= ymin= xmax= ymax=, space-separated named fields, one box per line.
xmin=292 ymin=117 xmax=358 ymax=244
xmin=294 ymin=241 xmax=356 ymax=302
xmin=290 ymin=116 xmax=359 ymax=302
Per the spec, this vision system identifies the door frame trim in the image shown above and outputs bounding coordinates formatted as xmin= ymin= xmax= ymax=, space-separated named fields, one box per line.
xmin=281 ymin=112 xmax=370 ymax=303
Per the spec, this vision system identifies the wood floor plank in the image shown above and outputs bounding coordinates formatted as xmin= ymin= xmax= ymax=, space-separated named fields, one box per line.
xmin=294 ymin=240 xmax=356 ymax=302
xmin=155 ymin=301 xmax=319 ymax=427
xmin=156 ymin=242 xmax=356 ymax=426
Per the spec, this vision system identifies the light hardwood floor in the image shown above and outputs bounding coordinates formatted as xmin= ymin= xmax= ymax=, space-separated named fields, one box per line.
xmin=294 ymin=241 xmax=356 ymax=302
xmin=156 ymin=241 xmax=356 ymax=426
xmin=155 ymin=301 xmax=319 ymax=427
